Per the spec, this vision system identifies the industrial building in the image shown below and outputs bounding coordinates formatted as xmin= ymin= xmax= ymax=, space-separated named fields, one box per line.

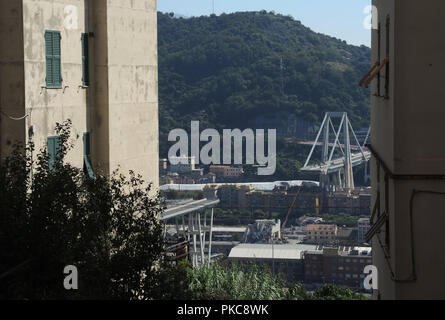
xmin=212 ymin=183 xmax=321 ymax=216
xmin=246 ymin=188 xmax=320 ymax=216
xmin=216 ymin=184 xmax=253 ymax=210
xmin=365 ymin=0 xmax=445 ymax=299
xmin=0 ymin=0 xmax=159 ymax=186
xmin=304 ymin=246 xmax=372 ymax=292
xmin=212 ymin=183 xmax=370 ymax=217
xmin=326 ymin=189 xmax=371 ymax=215
xmin=228 ymin=243 xmax=318 ymax=282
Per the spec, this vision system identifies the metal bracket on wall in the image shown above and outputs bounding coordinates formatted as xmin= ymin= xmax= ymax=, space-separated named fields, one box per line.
xmin=358 ymin=18 xmax=390 ymax=99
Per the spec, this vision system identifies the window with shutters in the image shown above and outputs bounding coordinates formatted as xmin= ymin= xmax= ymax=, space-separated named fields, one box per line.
xmin=81 ymin=33 xmax=90 ymax=86
xmin=45 ymin=30 xmax=62 ymax=88
xmin=47 ymin=136 xmax=61 ymax=170
xmin=83 ymin=132 xmax=95 ymax=179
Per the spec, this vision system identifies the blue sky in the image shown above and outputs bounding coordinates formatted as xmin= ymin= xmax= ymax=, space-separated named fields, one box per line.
xmin=158 ymin=0 xmax=371 ymax=47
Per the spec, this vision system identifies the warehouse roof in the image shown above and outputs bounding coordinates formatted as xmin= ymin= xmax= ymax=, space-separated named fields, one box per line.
xmin=160 ymin=180 xmax=319 ymax=192
xmin=212 ymin=226 xmax=247 ymax=233
xmin=228 ymin=243 xmax=318 ymax=260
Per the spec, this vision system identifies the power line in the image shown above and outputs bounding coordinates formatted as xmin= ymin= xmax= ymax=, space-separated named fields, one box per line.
xmin=0 ymin=110 xmax=30 ymax=121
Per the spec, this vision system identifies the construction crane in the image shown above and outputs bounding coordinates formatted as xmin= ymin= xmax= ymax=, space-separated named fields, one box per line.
xmin=281 ymin=187 xmax=302 ymax=231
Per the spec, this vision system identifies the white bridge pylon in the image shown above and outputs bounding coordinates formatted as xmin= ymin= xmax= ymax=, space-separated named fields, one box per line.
xmin=300 ymin=112 xmax=370 ymax=190
xmin=161 ymin=198 xmax=220 ymax=268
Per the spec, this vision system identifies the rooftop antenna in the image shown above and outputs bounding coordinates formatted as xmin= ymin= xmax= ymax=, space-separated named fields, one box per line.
xmin=212 ymin=0 xmax=215 ymax=14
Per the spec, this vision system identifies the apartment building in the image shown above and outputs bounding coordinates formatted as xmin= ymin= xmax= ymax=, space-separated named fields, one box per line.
xmin=0 ymin=0 xmax=159 ymax=187
xmin=366 ymin=0 xmax=445 ymax=299
xmin=305 ymin=224 xmax=338 ymax=245
xmin=357 ymin=218 xmax=370 ymax=244
xmin=209 ymin=165 xmax=243 ymax=178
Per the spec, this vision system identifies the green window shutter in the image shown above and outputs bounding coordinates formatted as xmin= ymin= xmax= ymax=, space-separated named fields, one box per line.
xmin=83 ymin=132 xmax=91 ymax=157
xmin=81 ymin=33 xmax=90 ymax=86
xmin=48 ymin=136 xmax=61 ymax=170
xmin=83 ymin=132 xmax=95 ymax=179
xmin=45 ymin=31 xmax=61 ymax=88
xmin=52 ymin=32 xmax=62 ymax=87
xmin=48 ymin=137 xmax=55 ymax=165
xmin=45 ymin=32 xmax=54 ymax=86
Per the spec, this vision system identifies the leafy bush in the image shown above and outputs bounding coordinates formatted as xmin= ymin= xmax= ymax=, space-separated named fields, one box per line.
xmin=311 ymin=284 xmax=368 ymax=300
xmin=172 ymin=261 xmax=368 ymax=300
xmin=186 ymin=262 xmax=290 ymax=300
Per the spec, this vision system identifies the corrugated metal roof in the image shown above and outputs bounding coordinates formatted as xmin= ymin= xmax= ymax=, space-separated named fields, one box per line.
xmin=160 ymin=180 xmax=319 ymax=192
xmin=228 ymin=243 xmax=318 ymax=260
xmin=213 ymin=226 xmax=247 ymax=233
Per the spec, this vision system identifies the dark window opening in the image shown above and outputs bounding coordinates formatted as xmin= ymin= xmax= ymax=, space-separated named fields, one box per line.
xmin=81 ymin=33 xmax=90 ymax=86
xmin=83 ymin=132 xmax=95 ymax=179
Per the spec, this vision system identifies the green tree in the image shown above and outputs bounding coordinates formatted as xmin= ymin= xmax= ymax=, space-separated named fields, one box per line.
xmin=157 ymin=11 xmax=371 ymax=181
xmin=0 ymin=121 xmax=167 ymax=300
xmin=158 ymin=11 xmax=371 ymax=144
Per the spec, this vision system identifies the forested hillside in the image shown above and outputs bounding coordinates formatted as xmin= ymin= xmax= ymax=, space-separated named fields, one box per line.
xmin=157 ymin=11 xmax=371 ymax=179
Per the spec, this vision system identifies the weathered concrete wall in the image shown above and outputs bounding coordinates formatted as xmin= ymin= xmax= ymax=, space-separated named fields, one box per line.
xmin=372 ymin=0 xmax=445 ymax=299
xmin=93 ymin=0 xmax=159 ymax=187
xmin=393 ymin=0 xmax=445 ymax=175
xmin=2 ymin=0 xmax=159 ymax=190
xmin=0 ymin=0 xmax=25 ymax=159
xmin=370 ymin=0 xmax=396 ymax=300
xmin=392 ymin=0 xmax=445 ymax=300
xmin=22 ymin=0 xmax=89 ymax=168
xmin=90 ymin=0 xmax=110 ymax=175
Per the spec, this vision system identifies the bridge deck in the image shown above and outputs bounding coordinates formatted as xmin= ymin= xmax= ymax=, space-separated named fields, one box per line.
xmin=161 ymin=198 xmax=220 ymax=221
xmin=301 ymin=151 xmax=371 ymax=174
